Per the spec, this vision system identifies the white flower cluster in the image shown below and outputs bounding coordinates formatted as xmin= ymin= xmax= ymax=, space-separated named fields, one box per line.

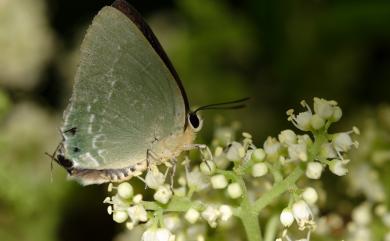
xmin=284 ymin=98 xmax=359 ymax=178
xmin=101 ymin=97 xmax=358 ymax=241
xmin=104 ymin=182 xmax=148 ymax=228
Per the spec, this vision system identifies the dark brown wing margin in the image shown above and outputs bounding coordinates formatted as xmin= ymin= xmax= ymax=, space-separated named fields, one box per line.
xmin=111 ymin=0 xmax=189 ymax=113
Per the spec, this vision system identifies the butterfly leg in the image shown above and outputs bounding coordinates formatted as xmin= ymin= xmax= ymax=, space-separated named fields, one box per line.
xmin=183 ymin=144 xmax=213 ymax=162
xmin=183 ymin=144 xmax=214 ymax=173
xmin=166 ymin=158 xmax=177 ymax=191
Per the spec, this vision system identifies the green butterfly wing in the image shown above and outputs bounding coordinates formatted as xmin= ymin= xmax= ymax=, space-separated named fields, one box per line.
xmin=61 ymin=6 xmax=186 ymax=170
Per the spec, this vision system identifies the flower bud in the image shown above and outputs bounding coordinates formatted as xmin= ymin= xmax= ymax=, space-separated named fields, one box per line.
xmin=280 ymin=208 xmax=294 ymax=227
xmin=113 ymin=210 xmax=128 ymax=223
xmin=227 ymin=182 xmax=243 ymax=199
xmin=310 ymin=114 xmax=325 ymax=130
xmin=251 ymin=163 xmax=268 ymax=177
xmin=313 ymin=97 xmax=335 ymax=119
xmin=302 ymin=187 xmax=318 ymax=205
xmin=185 ymin=208 xmax=200 ymax=224
xmin=211 ymin=174 xmax=228 ymax=189
xmin=142 ymin=227 xmax=175 ymax=241
xmin=278 ymin=129 xmax=297 ymax=145
xmin=219 ymin=205 xmax=233 ymax=221
xmin=117 ymin=182 xmax=134 ymax=199
xmin=306 ymin=162 xmax=323 ymax=179
xmin=154 ymin=185 xmax=173 ymax=204
xmin=251 ymin=148 xmax=266 ymax=162
xmin=330 ymin=106 xmax=342 ymax=122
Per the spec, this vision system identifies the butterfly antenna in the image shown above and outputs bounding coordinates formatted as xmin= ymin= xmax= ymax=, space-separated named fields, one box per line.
xmin=192 ymin=97 xmax=250 ymax=113
xmin=45 ymin=137 xmax=63 ymax=183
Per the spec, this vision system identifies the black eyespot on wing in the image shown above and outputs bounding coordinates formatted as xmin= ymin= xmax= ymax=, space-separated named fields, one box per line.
xmin=189 ymin=113 xmax=200 ymax=129
xmin=56 ymin=154 xmax=73 ymax=169
xmin=73 ymin=147 xmax=80 ymax=153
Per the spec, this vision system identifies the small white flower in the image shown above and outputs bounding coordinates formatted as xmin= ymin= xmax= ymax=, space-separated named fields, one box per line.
xmin=133 ymin=194 xmax=143 ymax=204
xmin=320 ymin=143 xmax=337 ymax=159
xmin=227 ymin=182 xmax=243 ymax=199
xmin=329 ymin=159 xmax=350 ymax=176
xmin=297 ymin=134 xmax=312 ymax=146
xmin=164 ymin=215 xmax=182 ymax=232
xmin=293 ymin=111 xmax=313 ymax=131
xmin=154 ymin=185 xmax=173 ymax=204
xmin=210 ymin=174 xmax=228 ymax=189
xmin=263 ymin=137 xmax=281 ymax=156
xmin=117 ymin=182 xmax=134 ymax=199
xmin=310 ymin=114 xmax=325 ymax=130
xmin=142 ymin=227 xmax=175 ymax=241
xmin=128 ymin=204 xmax=148 ymax=223
xmin=331 ymin=106 xmax=342 ymax=122
xmin=288 ymin=143 xmax=308 ymax=162
xmin=219 ymin=205 xmax=233 ymax=222
xmin=201 ymin=206 xmax=220 ymax=228
xmin=280 ymin=208 xmax=294 ymax=227
xmin=226 ymin=141 xmax=245 ymax=161
xmin=313 ymin=97 xmax=335 ymax=119
xmin=251 ymin=163 xmax=268 ymax=177
xmin=332 ymin=133 xmax=354 ymax=152
xmin=185 ymin=208 xmax=200 ymax=224
xmin=292 ymin=200 xmax=314 ymax=230
xmin=199 ymin=160 xmax=216 ymax=175
xmin=306 ymin=162 xmax=323 ymax=179
xmin=302 ymin=187 xmax=318 ymax=205
xmin=251 ymin=148 xmax=266 ymax=162
xmin=352 ymin=202 xmax=372 ymax=225
xmin=186 ymin=167 xmax=209 ymax=191
xmin=145 ymin=166 xmax=166 ymax=189
xmin=278 ymin=129 xmax=297 ymax=145
xmin=113 ymin=210 xmax=128 ymax=223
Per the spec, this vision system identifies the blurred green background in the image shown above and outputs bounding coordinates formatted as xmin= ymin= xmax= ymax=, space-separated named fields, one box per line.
xmin=0 ymin=0 xmax=390 ymax=240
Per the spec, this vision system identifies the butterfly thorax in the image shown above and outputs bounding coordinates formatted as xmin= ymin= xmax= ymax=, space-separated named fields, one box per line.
xmin=150 ymin=126 xmax=196 ymax=164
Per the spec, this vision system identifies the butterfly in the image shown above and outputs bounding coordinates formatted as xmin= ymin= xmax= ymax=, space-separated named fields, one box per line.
xmin=49 ymin=0 xmax=248 ymax=185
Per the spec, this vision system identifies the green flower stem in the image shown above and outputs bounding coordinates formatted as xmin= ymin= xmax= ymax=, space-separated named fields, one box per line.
xmin=253 ymin=166 xmax=303 ymax=213
xmin=216 ymin=169 xmax=262 ymax=241
xmin=264 ymin=215 xmax=279 ymax=241
xmin=237 ymin=206 xmax=262 ymax=241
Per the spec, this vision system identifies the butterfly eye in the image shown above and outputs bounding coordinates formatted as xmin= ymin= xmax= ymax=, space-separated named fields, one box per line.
xmin=188 ymin=112 xmax=203 ymax=132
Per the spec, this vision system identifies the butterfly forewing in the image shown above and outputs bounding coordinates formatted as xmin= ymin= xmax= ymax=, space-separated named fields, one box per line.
xmin=62 ymin=6 xmax=186 ymax=169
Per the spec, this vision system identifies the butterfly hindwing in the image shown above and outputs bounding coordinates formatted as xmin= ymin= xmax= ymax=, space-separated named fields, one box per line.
xmin=61 ymin=6 xmax=186 ymax=170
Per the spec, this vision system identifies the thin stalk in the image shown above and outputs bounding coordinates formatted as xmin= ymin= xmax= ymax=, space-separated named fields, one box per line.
xmin=253 ymin=166 xmax=303 ymax=213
